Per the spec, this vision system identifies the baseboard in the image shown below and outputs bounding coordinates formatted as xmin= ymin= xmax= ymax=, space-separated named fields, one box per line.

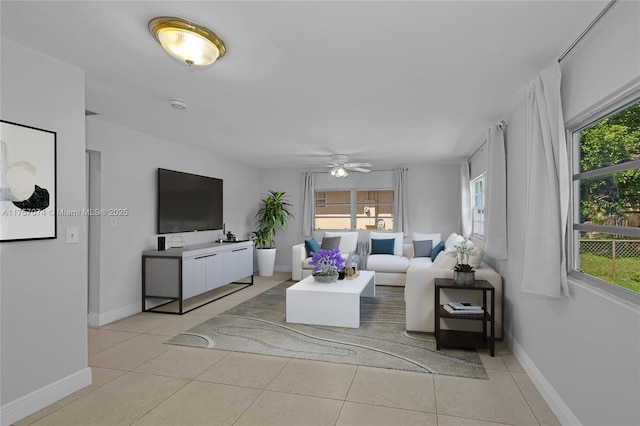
xmin=0 ymin=367 xmax=92 ymax=426
xmin=87 ymin=302 xmax=140 ymax=326
xmin=506 ymin=330 xmax=581 ymax=425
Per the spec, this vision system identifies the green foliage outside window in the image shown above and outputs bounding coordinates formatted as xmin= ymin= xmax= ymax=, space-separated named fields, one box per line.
xmin=577 ymin=100 xmax=640 ymax=294
xmin=579 ymin=102 xmax=640 ymax=223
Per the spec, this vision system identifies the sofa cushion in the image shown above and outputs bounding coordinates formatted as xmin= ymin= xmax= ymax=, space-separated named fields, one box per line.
xmin=369 ymin=231 xmax=404 ymax=256
xmin=444 ymin=232 xmax=465 ymax=250
xmin=433 ymin=251 xmax=457 ymax=269
xmin=304 ymin=238 xmax=320 ymax=256
xmin=371 ymin=238 xmax=395 ymax=255
xmin=367 ymin=254 xmax=410 ymax=273
xmin=302 ymin=257 xmax=314 ymax=270
xmin=324 ymin=231 xmax=358 ymax=254
xmin=431 ymin=241 xmax=445 ymax=261
xmin=409 ymin=256 xmax=434 ymax=267
xmin=469 ymin=247 xmax=485 ymax=269
xmin=412 ymin=239 xmax=433 ymax=257
xmin=320 ymin=236 xmax=341 ymax=251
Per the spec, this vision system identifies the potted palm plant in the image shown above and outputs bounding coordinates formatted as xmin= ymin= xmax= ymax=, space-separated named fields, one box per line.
xmin=252 ymin=190 xmax=293 ymax=276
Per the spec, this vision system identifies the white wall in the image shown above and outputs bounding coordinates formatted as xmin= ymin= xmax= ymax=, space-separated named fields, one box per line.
xmin=406 ymin=165 xmax=460 ymax=239
xmin=0 ymin=38 xmax=90 ymax=423
xmin=259 ymin=165 xmax=460 ymax=272
xmin=85 ymin=119 xmax=260 ymax=324
xmin=561 ymin=0 xmax=640 ymax=121
xmin=493 ymin=2 xmax=640 ymax=424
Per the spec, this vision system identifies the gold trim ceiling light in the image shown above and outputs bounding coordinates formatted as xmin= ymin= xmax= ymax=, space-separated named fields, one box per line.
xmin=148 ymin=17 xmax=226 ymax=67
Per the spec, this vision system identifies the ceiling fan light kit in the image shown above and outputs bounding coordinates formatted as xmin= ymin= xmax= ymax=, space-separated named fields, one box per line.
xmin=330 ymin=166 xmax=349 ymax=178
xmin=148 ymin=17 xmax=226 ymax=67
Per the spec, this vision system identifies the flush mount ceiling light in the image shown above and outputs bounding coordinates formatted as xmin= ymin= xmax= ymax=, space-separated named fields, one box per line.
xmin=148 ymin=17 xmax=226 ymax=67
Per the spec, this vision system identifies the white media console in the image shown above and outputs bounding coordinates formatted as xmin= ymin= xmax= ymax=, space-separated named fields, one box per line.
xmin=142 ymin=240 xmax=254 ymax=314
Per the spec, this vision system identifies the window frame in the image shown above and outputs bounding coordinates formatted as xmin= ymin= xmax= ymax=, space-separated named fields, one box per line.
xmin=471 ymin=173 xmax=486 ymax=239
xmin=566 ymin=88 xmax=640 ymax=305
xmin=313 ymin=188 xmax=394 ymax=231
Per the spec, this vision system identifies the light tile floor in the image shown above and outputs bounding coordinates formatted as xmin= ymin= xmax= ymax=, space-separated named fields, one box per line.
xmin=15 ymin=272 xmax=560 ymax=426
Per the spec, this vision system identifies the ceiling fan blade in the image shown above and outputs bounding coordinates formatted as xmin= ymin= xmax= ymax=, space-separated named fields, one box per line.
xmin=353 ymin=167 xmax=371 ymax=173
xmin=345 ymin=162 xmax=372 ymax=168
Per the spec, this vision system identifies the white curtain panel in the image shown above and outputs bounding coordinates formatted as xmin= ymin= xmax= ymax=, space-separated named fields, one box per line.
xmin=460 ymin=161 xmax=472 ymax=238
xmin=393 ymin=168 xmax=409 ymax=236
xmin=301 ymin=171 xmax=315 ymax=237
xmin=522 ymin=63 xmax=570 ymax=297
xmin=485 ymin=125 xmax=508 ymax=260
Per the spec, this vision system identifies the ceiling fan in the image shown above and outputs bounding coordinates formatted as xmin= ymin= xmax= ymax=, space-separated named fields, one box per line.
xmin=327 ymin=154 xmax=372 ymax=178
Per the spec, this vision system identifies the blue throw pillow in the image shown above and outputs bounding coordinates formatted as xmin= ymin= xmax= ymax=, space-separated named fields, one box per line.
xmin=304 ymin=238 xmax=320 ymax=257
xmin=371 ymin=238 xmax=395 ymax=255
xmin=431 ymin=240 xmax=445 ymax=262
xmin=413 ymin=239 xmax=433 ymax=258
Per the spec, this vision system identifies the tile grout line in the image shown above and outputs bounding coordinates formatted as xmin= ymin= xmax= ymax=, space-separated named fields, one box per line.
xmin=509 ymin=369 xmax=544 ymax=426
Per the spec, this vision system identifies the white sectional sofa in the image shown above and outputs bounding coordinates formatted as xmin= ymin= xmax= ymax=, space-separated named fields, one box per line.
xmin=293 ymin=231 xmax=450 ymax=286
xmin=292 ymin=231 xmax=426 ymax=285
xmin=292 ymin=231 xmax=503 ymax=338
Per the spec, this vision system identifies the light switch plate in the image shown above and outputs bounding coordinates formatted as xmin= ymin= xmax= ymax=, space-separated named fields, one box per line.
xmin=66 ymin=226 xmax=79 ymax=244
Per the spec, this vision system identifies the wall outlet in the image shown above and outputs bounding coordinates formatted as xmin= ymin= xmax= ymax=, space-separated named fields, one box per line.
xmin=66 ymin=226 xmax=79 ymax=244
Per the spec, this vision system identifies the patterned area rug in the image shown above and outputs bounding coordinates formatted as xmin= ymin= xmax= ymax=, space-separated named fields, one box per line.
xmin=165 ymin=281 xmax=488 ymax=379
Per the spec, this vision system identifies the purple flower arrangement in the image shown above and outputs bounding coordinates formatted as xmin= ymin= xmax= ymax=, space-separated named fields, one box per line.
xmin=309 ymin=248 xmax=345 ymax=276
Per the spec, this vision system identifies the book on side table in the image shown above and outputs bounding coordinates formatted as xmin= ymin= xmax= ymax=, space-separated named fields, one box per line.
xmin=444 ymin=302 xmax=484 ymax=315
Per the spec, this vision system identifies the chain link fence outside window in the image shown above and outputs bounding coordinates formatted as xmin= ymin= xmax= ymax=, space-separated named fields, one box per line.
xmin=581 ymin=239 xmax=640 ymax=258
xmin=580 ymin=239 xmax=640 ymax=293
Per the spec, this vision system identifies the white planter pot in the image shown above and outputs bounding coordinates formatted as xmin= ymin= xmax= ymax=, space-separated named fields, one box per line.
xmin=256 ymin=248 xmax=276 ymax=276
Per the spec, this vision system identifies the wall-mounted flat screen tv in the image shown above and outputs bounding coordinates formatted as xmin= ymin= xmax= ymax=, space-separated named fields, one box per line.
xmin=157 ymin=168 xmax=223 ymax=234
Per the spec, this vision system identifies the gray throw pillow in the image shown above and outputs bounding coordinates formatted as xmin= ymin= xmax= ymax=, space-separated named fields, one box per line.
xmin=320 ymin=236 xmax=341 ymax=251
xmin=413 ymin=239 xmax=433 ymax=258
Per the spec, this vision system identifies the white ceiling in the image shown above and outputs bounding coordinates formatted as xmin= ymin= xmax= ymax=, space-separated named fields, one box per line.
xmin=1 ymin=1 xmax=607 ymax=170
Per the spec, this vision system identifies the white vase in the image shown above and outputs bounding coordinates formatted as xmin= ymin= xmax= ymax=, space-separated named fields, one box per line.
xmin=256 ymin=248 xmax=276 ymax=276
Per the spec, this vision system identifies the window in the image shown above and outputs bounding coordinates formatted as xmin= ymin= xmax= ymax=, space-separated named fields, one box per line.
xmin=314 ymin=190 xmax=351 ymax=230
xmin=471 ymin=173 xmax=486 ymax=238
xmin=570 ymin=98 xmax=640 ymax=298
xmin=314 ymin=189 xmax=394 ymax=230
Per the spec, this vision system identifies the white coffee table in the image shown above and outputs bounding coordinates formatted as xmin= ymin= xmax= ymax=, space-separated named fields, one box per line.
xmin=286 ymin=270 xmax=375 ymax=328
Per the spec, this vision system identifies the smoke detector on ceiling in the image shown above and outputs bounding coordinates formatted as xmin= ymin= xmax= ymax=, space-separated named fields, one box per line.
xmin=170 ymin=99 xmax=187 ymax=110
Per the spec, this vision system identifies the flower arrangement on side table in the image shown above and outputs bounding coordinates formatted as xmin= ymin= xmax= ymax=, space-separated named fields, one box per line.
xmin=449 ymin=238 xmax=476 ymax=285
xmin=309 ymin=248 xmax=345 ymax=283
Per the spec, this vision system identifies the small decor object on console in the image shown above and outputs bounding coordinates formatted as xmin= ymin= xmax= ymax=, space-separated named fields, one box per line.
xmin=450 ymin=238 xmax=476 ymax=285
xmin=344 ymin=252 xmax=358 ymax=280
xmin=168 ymin=233 xmax=185 ymax=249
xmin=310 ymin=249 xmax=345 ymax=283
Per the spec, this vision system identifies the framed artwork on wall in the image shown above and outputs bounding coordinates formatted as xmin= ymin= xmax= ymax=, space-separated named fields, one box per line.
xmin=0 ymin=120 xmax=57 ymax=242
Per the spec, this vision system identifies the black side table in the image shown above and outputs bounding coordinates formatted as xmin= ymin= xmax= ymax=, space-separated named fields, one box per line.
xmin=434 ymin=278 xmax=495 ymax=357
